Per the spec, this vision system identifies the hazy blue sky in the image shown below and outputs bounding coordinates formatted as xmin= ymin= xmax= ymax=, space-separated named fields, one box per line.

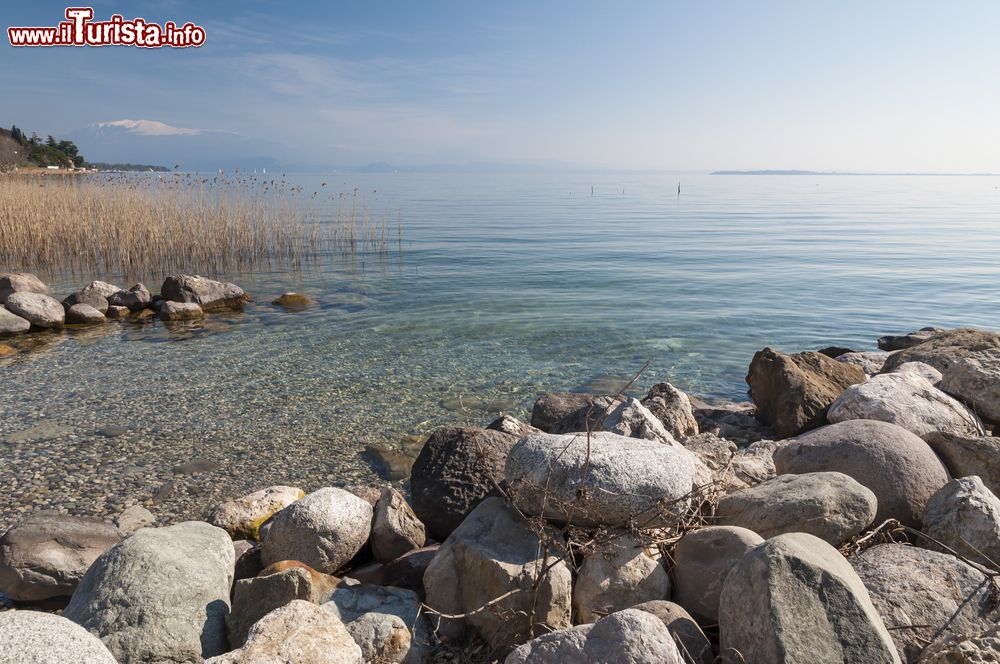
xmin=4 ymin=1 xmax=999 ymax=170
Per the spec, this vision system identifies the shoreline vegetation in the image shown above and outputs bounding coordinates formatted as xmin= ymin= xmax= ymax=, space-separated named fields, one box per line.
xmin=0 ymin=172 xmax=401 ymax=282
xmin=2 ymin=279 xmax=1000 ymax=662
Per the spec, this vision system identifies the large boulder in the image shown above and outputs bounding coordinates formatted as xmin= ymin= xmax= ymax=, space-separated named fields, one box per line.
xmin=108 ymin=283 xmax=151 ymax=312
xmin=881 ymin=328 xmax=1000 ymax=373
xmin=545 ymin=395 xmax=681 ymax=446
xmin=207 ymin=600 xmax=362 ymax=664
xmin=208 ymin=485 xmax=304 ymax=541
xmin=0 ymin=512 xmax=122 ymax=601
xmin=260 ymin=487 xmax=373 ymax=574
xmin=630 ymin=601 xmax=714 ymax=664
xmin=4 ymin=292 xmax=65 ymax=328
xmin=746 ymin=348 xmax=865 ymax=437
xmin=827 ymin=372 xmax=985 ymax=438
xmin=773 ymin=420 xmax=949 ymax=527
xmin=530 ymin=392 xmax=599 ymax=432
xmin=505 ymin=432 xmax=695 ymax=527
xmin=324 ymin=584 xmax=430 ymax=664
xmin=66 ymin=303 xmax=106 ymax=325
xmin=372 ymin=487 xmax=426 ymax=564
xmin=716 ymin=472 xmax=877 ymax=545
xmin=62 ymin=521 xmax=235 ymax=664
xmin=423 ymin=497 xmax=572 ymax=653
xmin=641 ymin=382 xmax=699 ymax=438
xmin=921 ymin=476 xmax=1000 ymax=570
xmin=939 ymin=349 xmax=1000 ymax=424
xmin=0 ymin=610 xmax=118 ymax=663
xmin=852 ymin=543 xmax=1000 ymax=662
xmin=159 ymin=300 xmax=204 ymax=321
xmin=719 ymin=532 xmax=899 ymax=664
xmin=409 ymin=426 xmax=517 ymax=541
xmin=0 ymin=272 xmax=47 ymax=303
xmin=925 ymin=432 xmax=1000 ymax=497
xmin=0 ymin=307 xmax=30 ymax=336
xmin=504 ymin=608 xmax=685 ymax=664
xmin=161 ymin=274 xmax=248 ymax=311
xmin=671 ymin=526 xmax=763 ymax=623
xmin=894 ymin=361 xmax=944 ymax=385
xmin=227 ymin=564 xmax=340 ymax=648
xmin=573 ymin=534 xmax=670 ymax=624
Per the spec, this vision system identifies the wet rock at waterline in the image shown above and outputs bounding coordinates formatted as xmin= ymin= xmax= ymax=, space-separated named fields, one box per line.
xmin=878 ymin=327 xmax=944 ymax=351
xmin=0 ymin=272 xmax=48 ymax=304
xmin=746 ymin=347 xmax=865 ymax=437
xmin=62 ymin=282 xmax=113 ymax=314
xmin=529 ymin=391 xmax=600 ymax=432
xmin=773 ymin=419 xmax=948 ymax=527
xmin=0 ymin=512 xmax=122 ymax=602
xmin=158 ymin=300 xmax=204 ymax=321
xmin=272 ymin=292 xmax=313 ymax=308
xmin=4 ymin=292 xmax=65 ymax=328
xmin=66 ymin=303 xmax=107 ymax=325
xmin=108 ymin=283 xmax=152 ymax=312
xmin=409 ymin=426 xmax=518 ymax=541
xmin=719 ymin=532 xmax=900 ymax=664
xmin=0 ymin=307 xmax=30 ymax=336
xmin=505 ymin=431 xmax=695 ymax=527
xmin=161 ymin=274 xmax=249 ymax=311
xmin=260 ymin=487 xmax=373 ymax=574
xmin=62 ymin=521 xmax=235 ymax=664
xmin=105 ymin=305 xmax=130 ymax=320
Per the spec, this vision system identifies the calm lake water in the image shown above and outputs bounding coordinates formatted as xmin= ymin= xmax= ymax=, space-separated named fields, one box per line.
xmin=3 ymin=172 xmax=1000 ymax=526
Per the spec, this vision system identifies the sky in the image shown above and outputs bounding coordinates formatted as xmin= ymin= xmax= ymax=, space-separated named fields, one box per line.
xmin=3 ymin=1 xmax=1000 ymax=171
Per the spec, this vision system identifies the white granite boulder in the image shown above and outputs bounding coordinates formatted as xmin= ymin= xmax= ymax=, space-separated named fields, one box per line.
xmin=922 ymin=476 xmax=1000 ymax=570
xmin=0 ymin=610 xmax=117 ymax=664
xmin=573 ymin=533 xmax=670 ymax=624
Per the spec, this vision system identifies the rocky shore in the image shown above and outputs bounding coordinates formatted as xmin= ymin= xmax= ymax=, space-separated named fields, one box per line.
xmin=3 ymin=312 xmax=1000 ymax=662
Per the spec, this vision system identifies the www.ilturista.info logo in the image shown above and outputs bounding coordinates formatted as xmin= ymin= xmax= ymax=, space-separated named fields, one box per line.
xmin=8 ymin=7 xmax=206 ymax=48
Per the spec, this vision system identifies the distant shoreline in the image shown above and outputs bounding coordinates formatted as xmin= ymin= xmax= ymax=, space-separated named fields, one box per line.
xmin=712 ymin=169 xmax=1000 ymax=176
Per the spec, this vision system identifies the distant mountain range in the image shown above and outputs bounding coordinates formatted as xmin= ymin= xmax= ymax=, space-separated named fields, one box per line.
xmin=68 ymin=119 xmax=288 ymax=172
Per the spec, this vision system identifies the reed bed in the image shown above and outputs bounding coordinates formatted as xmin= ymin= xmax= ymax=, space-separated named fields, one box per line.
xmin=0 ymin=172 xmax=399 ymax=283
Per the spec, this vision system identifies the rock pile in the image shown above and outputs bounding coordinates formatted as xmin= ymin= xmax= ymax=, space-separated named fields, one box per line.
xmin=3 ymin=325 xmax=1000 ymax=663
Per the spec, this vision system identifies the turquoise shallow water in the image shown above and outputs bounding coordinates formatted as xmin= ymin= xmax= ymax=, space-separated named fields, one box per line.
xmin=2 ymin=172 xmax=999 ymax=525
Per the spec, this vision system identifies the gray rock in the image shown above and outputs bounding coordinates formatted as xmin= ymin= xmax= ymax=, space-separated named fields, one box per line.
xmin=112 ymin=505 xmax=155 ymax=535
xmin=0 ymin=610 xmax=117 ymax=663
xmin=837 ymin=350 xmax=892 ymax=374
xmin=232 ymin=540 xmax=262 ymax=581
xmin=66 ymin=303 xmax=106 ymax=325
xmin=0 ymin=273 xmax=47 ymax=304
xmin=573 ymin=534 xmax=670 ymax=624
xmin=684 ymin=433 xmax=776 ymax=494
xmin=208 ymin=485 xmax=304 ymax=541
xmin=694 ymin=401 xmax=774 ymax=445
xmin=917 ymin=624 xmax=1000 ymax=663
xmin=894 ymin=361 xmax=944 ymax=385
xmin=746 ymin=347 xmax=866 ymax=438
xmin=108 ymin=283 xmax=151 ymax=312
xmin=774 ymin=420 xmax=949 ymax=527
xmin=671 ymin=526 xmax=764 ymax=623
xmin=62 ymin=281 xmax=119 ymax=313
xmin=324 ymin=584 xmax=429 ymax=664
xmin=158 ymin=300 xmax=204 ymax=321
xmin=62 ymin=521 xmax=235 ymax=664
xmin=716 ymin=472 xmax=877 ymax=545
xmin=208 ymin=600 xmax=362 ymax=664
xmin=922 ymin=476 xmax=1000 ymax=570
xmin=505 ymin=432 xmax=695 ymax=527
xmin=161 ymin=274 xmax=248 ymax=311
xmin=4 ymin=291 xmax=64 ymax=328
xmin=504 ymin=608 xmax=685 ymax=664
xmin=827 ymin=372 xmax=985 ymax=439
xmin=227 ymin=565 xmax=340 ymax=648
xmin=939 ymin=349 xmax=1000 ymax=424
xmin=0 ymin=512 xmax=121 ymax=602
xmin=372 ymin=487 xmax=426 ymax=565
xmin=410 ymin=426 xmax=518 ymax=541
xmin=926 ymin=432 xmax=1000 ymax=498
xmin=423 ymin=497 xmax=572 ymax=653
xmin=882 ymin=328 xmax=1000 ymax=373
xmin=879 ymin=328 xmax=944 ymax=351
xmin=547 ymin=395 xmax=682 ymax=446
xmin=852 ymin=543 xmax=1000 ymax=662
xmin=486 ymin=414 xmax=541 ymax=437
xmin=641 ymin=382 xmax=700 ymax=439
xmin=630 ymin=601 xmax=714 ymax=664
xmin=530 ymin=392 xmax=600 ymax=432
xmin=261 ymin=487 xmax=373 ymax=574
xmin=105 ymin=305 xmax=130 ymax=320
xmin=382 ymin=545 xmax=438 ymax=598
xmin=720 ymin=532 xmax=899 ymax=664
xmin=0 ymin=307 xmax=30 ymax=336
